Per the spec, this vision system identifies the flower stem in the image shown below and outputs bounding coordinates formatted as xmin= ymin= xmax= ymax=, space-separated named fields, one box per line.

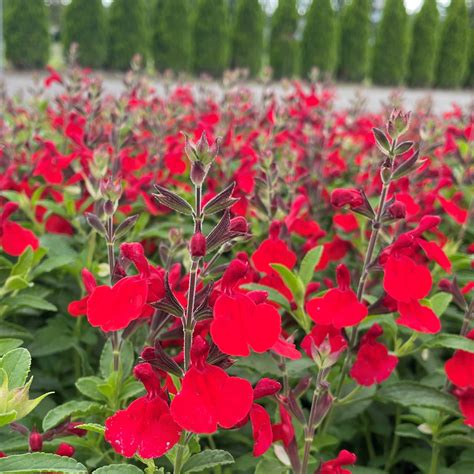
xmin=429 ymin=443 xmax=440 ymax=474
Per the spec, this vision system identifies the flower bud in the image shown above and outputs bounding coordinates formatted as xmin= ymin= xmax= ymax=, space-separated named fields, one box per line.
xmin=229 ymin=216 xmax=248 ymax=233
xmin=190 ymin=232 xmax=206 ymax=258
xmin=387 ymin=201 xmax=406 ymax=220
xmin=190 ymin=161 xmax=208 ymax=186
xmin=99 ymin=177 xmax=122 ymax=202
xmin=103 ymin=199 xmax=115 ymax=217
xmin=29 ymin=431 xmax=43 ymax=452
xmin=56 ymin=443 xmax=75 ymax=457
xmin=387 ymin=109 xmax=411 ymax=138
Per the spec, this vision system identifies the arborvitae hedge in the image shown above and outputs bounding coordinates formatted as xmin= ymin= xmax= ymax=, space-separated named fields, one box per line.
xmin=5 ymin=0 xmax=50 ymax=69
xmin=435 ymin=0 xmax=469 ymax=88
xmin=62 ymin=0 xmax=107 ymax=68
xmin=152 ymin=0 xmax=191 ymax=73
xmin=338 ymin=0 xmax=371 ymax=82
xmin=193 ymin=0 xmax=229 ymax=77
xmin=407 ymin=0 xmax=439 ymax=87
xmin=371 ymin=0 xmax=409 ymax=86
xmin=466 ymin=28 xmax=474 ymax=88
xmin=107 ymin=0 xmax=148 ymax=71
xmin=301 ymin=0 xmax=338 ymax=78
xmin=269 ymin=0 xmax=298 ymax=79
xmin=231 ymin=0 xmax=264 ymax=76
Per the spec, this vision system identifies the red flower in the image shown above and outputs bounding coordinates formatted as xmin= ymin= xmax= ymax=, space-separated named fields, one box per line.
xmin=252 ymin=222 xmax=296 ymax=274
xmin=397 ymin=299 xmax=441 ymax=334
xmin=445 ymin=330 xmax=474 ymax=388
xmin=0 ymin=203 xmax=39 ymax=257
xmin=383 ymin=255 xmax=432 ymax=303
xmin=306 ymin=265 xmax=367 ymax=328
xmin=333 ymin=213 xmax=359 ymax=233
xmin=438 ymin=195 xmax=468 ymax=224
xmin=453 ymin=387 xmax=474 ymax=428
xmin=55 ymin=443 xmax=75 ymax=457
xmin=250 ymin=404 xmax=273 ymax=456
xmin=319 ymin=450 xmax=357 ymax=474
xmin=330 ymin=188 xmax=364 ymax=208
xmin=272 ymin=405 xmax=295 ymax=447
xmin=301 ymin=324 xmax=347 ymax=359
xmin=170 ymin=337 xmax=253 ymax=433
xmin=350 ymin=324 xmax=398 ymax=386
xmin=105 ymin=363 xmax=181 ymax=458
xmin=87 ymin=275 xmax=148 ymax=331
xmin=211 ymin=292 xmax=281 ymax=356
xmin=68 ymin=268 xmax=97 ymax=317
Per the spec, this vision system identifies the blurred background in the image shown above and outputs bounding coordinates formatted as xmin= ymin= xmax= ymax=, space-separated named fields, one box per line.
xmin=0 ymin=0 xmax=473 ymax=88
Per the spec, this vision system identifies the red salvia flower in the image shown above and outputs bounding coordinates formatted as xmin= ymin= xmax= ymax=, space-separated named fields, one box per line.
xmin=350 ymin=324 xmax=398 ymax=386
xmin=301 ymin=324 xmax=348 ymax=359
xmin=68 ymin=269 xmax=97 ymax=316
xmin=445 ymin=330 xmax=474 ymax=388
xmin=250 ymin=404 xmax=273 ymax=457
xmin=383 ymin=255 xmax=432 ymax=303
xmin=318 ymin=450 xmax=357 ymax=474
xmin=397 ymin=299 xmax=441 ymax=334
xmin=306 ymin=265 xmax=367 ymax=328
xmin=272 ymin=405 xmax=295 ymax=447
xmin=211 ymin=292 xmax=281 ymax=356
xmin=87 ymin=275 xmax=148 ymax=331
xmin=170 ymin=337 xmax=253 ymax=433
xmin=105 ymin=363 xmax=181 ymax=458
xmin=453 ymin=387 xmax=474 ymax=428
xmin=330 ymin=188 xmax=364 ymax=208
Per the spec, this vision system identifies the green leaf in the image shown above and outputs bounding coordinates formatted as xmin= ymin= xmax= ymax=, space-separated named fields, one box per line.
xmin=42 ymin=401 xmax=103 ymax=431
xmin=0 ymin=453 xmax=87 ymax=473
xmin=100 ymin=340 xmax=135 ymax=379
xmin=0 ymin=411 xmax=17 ymax=428
xmin=270 ymin=263 xmax=305 ymax=304
xmin=10 ymin=247 xmax=34 ymax=278
xmin=429 ymin=293 xmax=452 ymax=317
xmin=0 ymin=338 xmax=23 ymax=355
xmin=75 ymin=423 xmax=105 ymax=435
xmin=182 ymin=450 xmax=234 ymax=472
xmin=255 ymin=458 xmax=288 ymax=474
xmin=6 ymin=295 xmax=57 ymax=312
xmin=424 ymin=334 xmax=474 ymax=353
xmin=93 ymin=465 xmax=143 ymax=473
xmin=31 ymin=254 xmax=75 ymax=278
xmin=240 ymin=283 xmax=290 ymax=309
xmin=0 ymin=348 xmax=31 ymax=389
xmin=377 ymin=382 xmax=460 ymax=415
xmin=299 ymin=246 xmax=323 ymax=287
xmin=3 ymin=275 xmax=32 ymax=292
xmin=0 ymin=322 xmax=32 ymax=340
xmin=75 ymin=376 xmax=106 ymax=401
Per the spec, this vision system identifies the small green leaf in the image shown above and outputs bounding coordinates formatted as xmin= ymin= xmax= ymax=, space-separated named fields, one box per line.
xmin=377 ymin=382 xmax=459 ymax=415
xmin=299 ymin=246 xmax=323 ymax=287
xmin=424 ymin=334 xmax=474 ymax=353
xmin=31 ymin=254 xmax=75 ymax=278
xmin=429 ymin=293 xmax=452 ymax=317
xmin=75 ymin=376 xmax=106 ymax=401
xmin=93 ymin=465 xmax=143 ymax=473
xmin=270 ymin=263 xmax=305 ymax=304
xmin=42 ymin=401 xmax=103 ymax=431
xmin=0 ymin=453 xmax=87 ymax=473
xmin=0 ymin=348 xmax=31 ymax=389
xmin=0 ymin=411 xmax=17 ymax=428
xmin=3 ymin=275 xmax=32 ymax=292
xmin=6 ymin=295 xmax=57 ymax=312
xmin=10 ymin=247 xmax=34 ymax=278
xmin=75 ymin=423 xmax=105 ymax=435
xmin=182 ymin=450 xmax=234 ymax=473
xmin=0 ymin=338 xmax=23 ymax=355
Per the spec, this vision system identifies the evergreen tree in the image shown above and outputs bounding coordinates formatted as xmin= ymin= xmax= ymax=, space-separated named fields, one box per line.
xmin=466 ymin=27 xmax=474 ymax=87
xmin=407 ymin=0 xmax=439 ymax=87
xmin=301 ymin=0 xmax=338 ymax=78
xmin=107 ymin=0 xmax=148 ymax=71
xmin=269 ymin=0 xmax=298 ymax=79
xmin=338 ymin=0 xmax=371 ymax=82
xmin=435 ymin=0 xmax=469 ymax=88
xmin=151 ymin=0 xmax=191 ymax=72
xmin=5 ymin=0 xmax=50 ymax=69
xmin=192 ymin=0 xmax=229 ymax=77
xmin=231 ymin=0 xmax=264 ymax=76
xmin=62 ymin=0 xmax=107 ymax=68
xmin=371 ymin=0 xmax=409 ymax=85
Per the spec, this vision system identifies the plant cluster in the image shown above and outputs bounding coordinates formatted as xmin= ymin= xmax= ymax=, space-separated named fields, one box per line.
xmin=0 ymin=66 xmax=472 ymax=473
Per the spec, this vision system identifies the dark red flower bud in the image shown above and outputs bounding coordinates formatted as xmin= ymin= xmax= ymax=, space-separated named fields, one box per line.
xmin=65 ymin=422 xmax=87 ymax=437
xmin=140 ymin=346 xmax=156 ymax=362
xmin=29 ymin=431 xmax=43 ymax=452
xmin=336 ymin=264 xmax=351 ymax=291
xmin=439 ymin=279 xmax=453 ymax=292
xmin=387 ymin=201 xmax=406 ymax=219
xmin=253 ymin=378 xmax=281 ymax=400
xmin=56 ymin=443 xmax=75 ymax=457
xmin=330 ymin=188 xmax=364 ymax=209
xmin=190 ymin=161 xmax=208 ymax=186
xmin=221 ymin=258 xmax=248 ymax=292
xmin=229 ymin=216 xmax=248 ymax=233
xmin=190 ymin=232 xmax=207 ymax=258
xmin=269 ymin=221 xmax=281 ymax=239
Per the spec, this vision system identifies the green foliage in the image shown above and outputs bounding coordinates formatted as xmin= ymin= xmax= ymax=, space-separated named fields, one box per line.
xmin=231 ymin=0 xmax=264 ymax=76
xmin=4 ymin=0 xmax=50 ymax=69
xmin=407 ymin=0 xmax=439 ymax=87
xmin=301 ymin=0 xmax=338 ymax=78
xmin=338 ymin=0 xmax=371 ymax=82
xmin=62 ymin=0 xmax=106 ymax=68
xmin=371 ymin=0 xmax=410 ymax=85
xmin=269 ymin=0 xmax=298 ymax=79
xmin=151 ymin=0 xmax=192 ymax=72
xmin=192 ymin=0 xmax=230 ymax=77
xmin=466 ymin=28 xmax=474 ymax=87
xmin=107 ymin=0 xmax=148 ymax=71
xmin=435 ymin=0 xmax=470 ymax=88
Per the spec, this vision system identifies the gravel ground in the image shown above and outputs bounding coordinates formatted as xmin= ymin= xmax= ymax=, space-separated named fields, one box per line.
xmin=2 ymin=70 xmax=472 ymax=113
